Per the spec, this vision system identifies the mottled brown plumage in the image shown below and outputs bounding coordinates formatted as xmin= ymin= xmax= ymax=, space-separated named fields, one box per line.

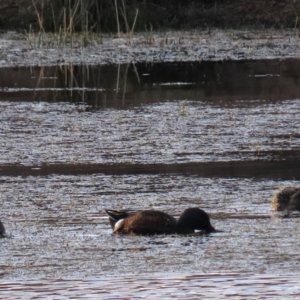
xmin=270 ymin=187 xmax=300 ymax=211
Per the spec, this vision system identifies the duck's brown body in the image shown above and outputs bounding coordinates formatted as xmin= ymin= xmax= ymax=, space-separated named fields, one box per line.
xmin=112 ymin=210 xmax=177 ymax=235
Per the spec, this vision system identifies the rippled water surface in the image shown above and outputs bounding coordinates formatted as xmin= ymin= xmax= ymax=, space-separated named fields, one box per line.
xmin=0 ymin=59 xmax=300 ymax=297
xmin=1 ymin=274 xmax=300 ymax=299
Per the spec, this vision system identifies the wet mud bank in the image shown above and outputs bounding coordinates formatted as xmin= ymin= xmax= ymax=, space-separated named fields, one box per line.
xmin=1 ymin=159 xmax=300 ymax=179
xmin=0 ymin=30 xmax=300 ymax=67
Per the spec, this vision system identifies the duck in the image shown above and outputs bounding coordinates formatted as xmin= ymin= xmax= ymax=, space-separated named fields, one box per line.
xmin=270 ymin=187 xmax=300 ymax=211
xmin=289 ymin=190 xmax=300 ymax=211
xmin=105 ymin=207 xmax=216 ymax=235
xmin=0 ymin=221 xmax=5 ymax=237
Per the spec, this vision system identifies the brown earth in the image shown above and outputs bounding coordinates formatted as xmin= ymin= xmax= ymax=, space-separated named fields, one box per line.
xmin=0 ymin=0 xmax=37 ymax=17
xmin=0 ymin=0 xmax=40 ymax=29
xmin=0 ymin=0 xmax=300 ymax=30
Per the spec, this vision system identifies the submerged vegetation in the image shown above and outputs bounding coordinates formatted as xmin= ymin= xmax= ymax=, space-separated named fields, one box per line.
xmin=0 ymin=0 xmax=300 ymax=33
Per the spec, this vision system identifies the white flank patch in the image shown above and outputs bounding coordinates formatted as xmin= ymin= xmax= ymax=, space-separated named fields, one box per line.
xmin=114 ymin=219 xmax=124 ymax=231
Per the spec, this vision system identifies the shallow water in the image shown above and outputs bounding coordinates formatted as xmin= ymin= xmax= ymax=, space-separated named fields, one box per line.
xmin=1 ymin=274 xmax=300 ymax=299
xmin=0 ymin=59 xmax=300 ymax=297
xmin=1 ymin=174 xmax=300 ymax=278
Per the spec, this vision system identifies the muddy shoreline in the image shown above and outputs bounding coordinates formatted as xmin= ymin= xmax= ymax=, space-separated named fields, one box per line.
xmin=1 ymin=159 xmax=300 ymax=179
xmin=1 ymin=30 xmax=300 ymax=68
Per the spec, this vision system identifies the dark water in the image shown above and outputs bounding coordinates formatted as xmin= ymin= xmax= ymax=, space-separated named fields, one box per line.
xmin=1 ymin=59 xmax=300 ymax=108
xmin=0 ymin=59 xmax=300 ymax=297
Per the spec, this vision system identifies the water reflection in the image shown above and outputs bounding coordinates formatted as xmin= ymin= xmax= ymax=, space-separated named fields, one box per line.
xmin=0 ymin=59 xmax=300 ymax=108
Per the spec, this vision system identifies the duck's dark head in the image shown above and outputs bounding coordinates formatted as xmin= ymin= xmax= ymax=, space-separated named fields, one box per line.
xmin=176 ymin=207 xmax=216 ymax=234
xmin=0 ymin=221 xmax=5 ymax=237
xmin=288 ymin=190 xmax=300 ymax=211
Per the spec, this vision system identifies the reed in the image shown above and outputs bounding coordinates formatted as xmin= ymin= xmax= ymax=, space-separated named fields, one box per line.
xmin=26 ymin=0 xmax=141 ymax=48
